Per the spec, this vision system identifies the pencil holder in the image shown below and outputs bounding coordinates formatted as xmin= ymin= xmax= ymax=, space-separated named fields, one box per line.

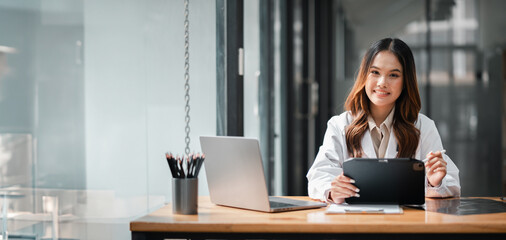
xmin=172 ymin=177 xmax=198 ymax=215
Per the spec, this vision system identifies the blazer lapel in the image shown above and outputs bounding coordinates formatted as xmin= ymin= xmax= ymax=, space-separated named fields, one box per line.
xmin=385 ymin=128 xmax=398 ymax=158
xmin=361 ymin=131 xmax=377 ymax=158
xmin=414 ymin=144 xmax=422 ymax=160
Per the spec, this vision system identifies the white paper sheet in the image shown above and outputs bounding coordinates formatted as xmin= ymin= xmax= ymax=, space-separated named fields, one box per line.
xmin=326 ymin=203 xmax=403 ymax=214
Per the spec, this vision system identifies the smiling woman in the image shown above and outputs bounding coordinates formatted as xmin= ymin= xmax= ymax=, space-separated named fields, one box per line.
xmin=306 ymin=38 xmax=461 ymax=204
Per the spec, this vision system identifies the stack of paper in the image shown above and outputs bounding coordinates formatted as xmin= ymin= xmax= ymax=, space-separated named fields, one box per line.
xmin=326 ymin=203 xmax=403 ymax=214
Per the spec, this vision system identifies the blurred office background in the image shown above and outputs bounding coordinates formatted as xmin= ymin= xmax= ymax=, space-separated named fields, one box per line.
xmin=0 ymin=0 xmax=504 ymax=239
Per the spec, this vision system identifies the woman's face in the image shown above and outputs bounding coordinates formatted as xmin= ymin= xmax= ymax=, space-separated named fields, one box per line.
xmin=365 ymin=50 xmax=404 ymax=113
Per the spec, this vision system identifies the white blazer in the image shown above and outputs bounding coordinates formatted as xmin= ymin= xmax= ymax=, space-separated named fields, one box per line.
xmin=306 ymin=111 xmax=461 ymax=202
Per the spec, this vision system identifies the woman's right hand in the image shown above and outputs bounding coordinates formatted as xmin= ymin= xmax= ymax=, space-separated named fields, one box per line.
xmin=329 ymin=173 xmax=360 ymax=204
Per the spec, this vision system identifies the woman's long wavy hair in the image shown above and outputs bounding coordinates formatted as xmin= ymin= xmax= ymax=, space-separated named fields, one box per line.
xmin=344 ymin=38 xmax=421 ymax=158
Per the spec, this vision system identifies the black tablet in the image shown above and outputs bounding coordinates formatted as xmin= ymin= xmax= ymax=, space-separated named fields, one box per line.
xmin=343 ymin=158 xmax=425 ymax=205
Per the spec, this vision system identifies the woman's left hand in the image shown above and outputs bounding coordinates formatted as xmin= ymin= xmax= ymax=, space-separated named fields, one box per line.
xmin=425 ymin=151 xmax=447 ymax=187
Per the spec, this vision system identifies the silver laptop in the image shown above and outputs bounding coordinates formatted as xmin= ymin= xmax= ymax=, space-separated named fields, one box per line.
xmin=199 ymin=136 xmax=327 ymax=212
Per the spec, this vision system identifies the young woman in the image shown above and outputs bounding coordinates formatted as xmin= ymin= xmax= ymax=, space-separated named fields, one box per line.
xmin=307 ymin=38 xmax=460 ymax=204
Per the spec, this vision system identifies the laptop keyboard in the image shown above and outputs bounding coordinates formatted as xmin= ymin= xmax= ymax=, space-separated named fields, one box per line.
xmin=270 ymin=201 xmax=297 ymax=208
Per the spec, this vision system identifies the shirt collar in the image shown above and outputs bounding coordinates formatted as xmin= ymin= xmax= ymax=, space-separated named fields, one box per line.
xmin=368 ymin=106 xmax=395 ymax=131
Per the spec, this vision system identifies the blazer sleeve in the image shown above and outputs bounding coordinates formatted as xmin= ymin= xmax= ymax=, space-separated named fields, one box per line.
xmin=419 ymin=116 xmax=461 ymax=198
xmin=306 ymin=116 xmax=347 ymax=202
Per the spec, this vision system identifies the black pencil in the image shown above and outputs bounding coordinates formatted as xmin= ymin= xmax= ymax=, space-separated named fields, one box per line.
xmin=178 ymin=156 xmax=185 ymax=178
xmin=186 ymin=155 xmax=192 ymax=178
xmin=171 ymin=154 xmax=180 ymax=178
xmin=166 ymin=152 xmax=177 ymax=178
xmin=194 ymin=154 xmax=205 ymax=177
xmin=191 ymin=154 xmax=197 ymax=177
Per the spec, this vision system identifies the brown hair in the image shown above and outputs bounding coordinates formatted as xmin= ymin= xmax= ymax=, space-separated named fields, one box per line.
xmin=344 ymin=38 xmax=421 ymax=158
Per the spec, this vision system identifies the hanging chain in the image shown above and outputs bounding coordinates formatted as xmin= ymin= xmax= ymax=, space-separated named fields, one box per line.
xmin=184 ymin=0 xmax=191 ymax=155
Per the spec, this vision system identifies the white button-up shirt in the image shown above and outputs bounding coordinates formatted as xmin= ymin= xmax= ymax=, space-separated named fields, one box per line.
xmin=368 ymin=107 xmax=395 ymax=158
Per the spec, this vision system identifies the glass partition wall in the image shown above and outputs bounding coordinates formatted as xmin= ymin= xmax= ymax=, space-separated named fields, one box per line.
xmin=0 ymin=0 xmax=216 ymax=239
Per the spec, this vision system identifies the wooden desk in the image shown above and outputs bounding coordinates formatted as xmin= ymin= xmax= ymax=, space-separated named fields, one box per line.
xmin=130 ymin=196 xmax=506 ymax=240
